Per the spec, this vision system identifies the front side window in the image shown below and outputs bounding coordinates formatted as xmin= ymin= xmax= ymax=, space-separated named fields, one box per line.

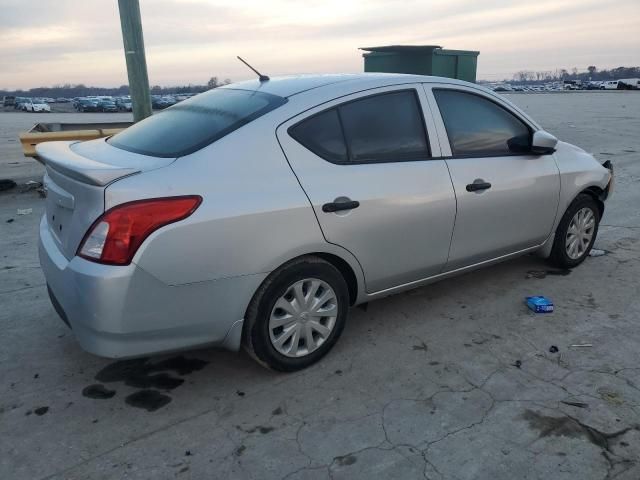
xmin=289 ymin=89 xmax=430 ymax=164
xmin=109 ymin=88 xmax=287 ymax=158
xmin=433 ymin=89 xmax=531 ymax=156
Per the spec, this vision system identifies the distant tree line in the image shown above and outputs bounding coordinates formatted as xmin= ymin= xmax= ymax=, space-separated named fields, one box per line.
xmin=511 ymin=66 xmax=640 ymax=83
xmin=0 ymin=77 xmax=231 ymax=98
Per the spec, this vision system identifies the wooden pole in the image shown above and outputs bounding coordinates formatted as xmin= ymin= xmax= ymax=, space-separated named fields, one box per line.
xmin=117 ymin=0 xmax=152 ymax=122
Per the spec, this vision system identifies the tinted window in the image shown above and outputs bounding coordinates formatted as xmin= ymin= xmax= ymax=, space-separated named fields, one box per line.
xmin=108 ymin=88 xmax=286 ymax=157
xmin=289 ymin=90 xmax=429 ymax=164
xmin=289 ymin=109 xmax=347 ymax=163
xmin=340 ymin=91 xmax=429 ymax=162
xmin=433 ymin=89 xmax=531 ymax=156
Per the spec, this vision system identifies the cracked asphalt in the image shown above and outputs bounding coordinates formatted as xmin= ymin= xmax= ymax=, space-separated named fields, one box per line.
xmin=1 ymin=92 xmax=640 ymax=479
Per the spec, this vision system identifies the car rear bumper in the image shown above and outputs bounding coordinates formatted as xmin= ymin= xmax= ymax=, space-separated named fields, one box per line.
xmin=39 ymin=215 xmax=266 ymax=358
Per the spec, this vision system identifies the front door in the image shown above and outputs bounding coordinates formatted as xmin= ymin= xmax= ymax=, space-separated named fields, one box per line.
xmin=277 ymin=86 xmax=457 ymax=292
xmin=426 ymin=85 xmax=561 ymax=270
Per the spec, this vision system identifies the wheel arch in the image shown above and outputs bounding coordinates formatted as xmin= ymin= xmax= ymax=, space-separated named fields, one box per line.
xmin=581 ymin=186 xmax=605 ymax=217
xmin=312 ymin=252 xmax=359 ymax=305
xmin=537 ymin=186 xmax=604 ymax=259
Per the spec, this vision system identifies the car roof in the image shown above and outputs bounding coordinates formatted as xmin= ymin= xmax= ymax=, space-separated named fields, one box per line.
xmin=222 ymin=73 xmax=472 ymax=98
xmin=227 ymin=73 xmax=541 ymax=131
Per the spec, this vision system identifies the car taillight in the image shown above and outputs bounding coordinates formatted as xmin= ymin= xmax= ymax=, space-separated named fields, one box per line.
xmin=78 ymin=196 xmax=202 ymax=265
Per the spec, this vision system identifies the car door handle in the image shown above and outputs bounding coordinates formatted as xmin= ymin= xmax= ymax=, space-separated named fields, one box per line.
xmin=322 ymin=200 xmax=360 ymax=213
xmin=466 ymin=181 xmax=492 ymax=192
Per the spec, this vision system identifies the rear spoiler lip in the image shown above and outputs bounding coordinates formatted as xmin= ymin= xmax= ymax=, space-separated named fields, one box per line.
xmin=35 ymin=141 xmax=140 ymax=187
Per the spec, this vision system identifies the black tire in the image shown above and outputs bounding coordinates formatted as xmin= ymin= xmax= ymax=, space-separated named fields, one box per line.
xmin=549 ymin=193 xmax=600 ymax=268
xmin=243 ymin=256 xmax=349 ymax=372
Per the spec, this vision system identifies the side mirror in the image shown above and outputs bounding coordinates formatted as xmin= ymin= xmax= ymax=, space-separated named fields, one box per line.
xmin=531 ymin=130 xmax=558 ymax=155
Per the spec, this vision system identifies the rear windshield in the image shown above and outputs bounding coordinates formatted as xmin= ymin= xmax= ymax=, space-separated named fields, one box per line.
xmin=108 ymin=88 xmax=287 ymax=158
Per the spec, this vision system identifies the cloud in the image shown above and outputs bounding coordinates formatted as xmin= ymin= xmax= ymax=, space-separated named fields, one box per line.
xmin=0 ymin=0 xmax=638 ymax=88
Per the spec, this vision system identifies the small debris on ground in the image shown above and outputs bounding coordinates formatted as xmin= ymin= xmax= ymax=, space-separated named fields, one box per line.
xmin=512 ymin=360 xmax=522 ymax=369
xmin=549 ymin=345 xmax=559 ymax=353
xmin=412 ymin=341 xmax=428 ymax=351
xmin=561 ymin=400 xmax=589 ymax=409
xmin=589 ymin=249 xmax=607 ymax=257
xmin=6 ymin=218 xmax=14 ymax=223
xmin=21 ymin=180 xmax=42 ymax=193
xmin=16 ymin=208 xmax=32 ymax=215
xmin=526 ymin=296 xmax=554 ymax=313
xmin=570 ymin=344 xmax=593 ymax=348
xmin=34 ymin=406 xmax=49 ymax=416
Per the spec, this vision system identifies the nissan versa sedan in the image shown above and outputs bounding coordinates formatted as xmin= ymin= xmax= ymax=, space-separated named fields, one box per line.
xmin=38 ymin=74 xmax=613 ymax=371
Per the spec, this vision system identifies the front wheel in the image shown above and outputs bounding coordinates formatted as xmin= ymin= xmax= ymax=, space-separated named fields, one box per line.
xmin=243 ymin=256 xmax=349 ymax=372
xmin=549 ymin=194 xmax=600 ymax=268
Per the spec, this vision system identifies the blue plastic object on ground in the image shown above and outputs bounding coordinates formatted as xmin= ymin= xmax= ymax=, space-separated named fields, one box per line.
xmin=526 ymin=296 xmax=554 ymax=313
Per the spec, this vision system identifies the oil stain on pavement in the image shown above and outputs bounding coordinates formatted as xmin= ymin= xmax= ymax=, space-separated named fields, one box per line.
xmin=526 ymin=269 xmax=572 ymax=279
xmin=521 ymin=409 xmax=636 ymax=452
xmin=83 ymin=355 xmax=208 ymax=412
xmin=82 ymin=384 xmax=116 ymax=399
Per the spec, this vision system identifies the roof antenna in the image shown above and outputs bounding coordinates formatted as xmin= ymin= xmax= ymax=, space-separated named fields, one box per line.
xmin=237 ymin=56 xmax=269 ymax=82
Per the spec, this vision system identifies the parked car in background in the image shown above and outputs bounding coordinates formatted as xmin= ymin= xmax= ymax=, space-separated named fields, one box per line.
xmin=602 ymin=81 xmax=619 ymax=90
xmin=37 ymin=74 xmax=613 ymax=371
xmin=77 ymin=99 xmax=99 ymax=112
xmin=116 ymin=97 xmax=132 ymax=111
xmin=3 ymin=95 xmax=16 ymax=107
xmin=618 ymin=78 xmax=640 ymax=89
xmin=151 ymin=95 xmax=176 ymax=109
xmin=22 ymin=98 xmax=51 ymax=112
xmin=14 ymin=97 xmax=29 ymax=109
xmin=97 ymin=99 xmax=118 ymax=112
xmin=56 ymin=97 xmax=71 ymax=103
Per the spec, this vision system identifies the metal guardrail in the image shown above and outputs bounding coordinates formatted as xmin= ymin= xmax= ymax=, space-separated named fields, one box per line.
xmin=19 ymin=122 xmax=133 ymax=162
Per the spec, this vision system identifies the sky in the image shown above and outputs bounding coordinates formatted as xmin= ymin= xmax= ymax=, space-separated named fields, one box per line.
xmin=1 ymin=0 xmax=639 ymax=89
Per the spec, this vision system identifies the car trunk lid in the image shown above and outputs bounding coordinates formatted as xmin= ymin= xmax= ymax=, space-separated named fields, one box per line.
xmin=37 ymin=139 xmax=175 ymax=259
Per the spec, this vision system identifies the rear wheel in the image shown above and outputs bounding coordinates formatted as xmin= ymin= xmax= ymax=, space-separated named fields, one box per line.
xmin=243 ymin=256 xmax=349 ymax=372
xmin=549 ymin=194 xmax=600 ymax=268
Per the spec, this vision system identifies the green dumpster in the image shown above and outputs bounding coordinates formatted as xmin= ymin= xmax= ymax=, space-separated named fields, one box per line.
xmin=361 ymin=45 xmax=479 ymax=82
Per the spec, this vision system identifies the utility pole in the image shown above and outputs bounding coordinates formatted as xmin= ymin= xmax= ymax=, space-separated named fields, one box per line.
xmin=117 ymin=0 xmax=152 ymax=122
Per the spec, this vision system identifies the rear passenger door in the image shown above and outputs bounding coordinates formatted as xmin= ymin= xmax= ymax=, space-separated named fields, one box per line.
xmin=425 ymin=85 xmax=560 ymax=270
xmin=277 ymin=86 xmax=457 ymax=293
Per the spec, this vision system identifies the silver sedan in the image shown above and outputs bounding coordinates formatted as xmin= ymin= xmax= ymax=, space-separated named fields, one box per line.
xmin=38 ymin=74 xmax=613 ymax=371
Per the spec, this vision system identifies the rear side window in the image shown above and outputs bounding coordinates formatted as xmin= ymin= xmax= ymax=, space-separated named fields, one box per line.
xmin=289 ymin=90 xmax=429 ymax=164
xmin=289 ymin=109 xmax=348 ymax=163
xmin=433 ymin=89 xmax=531 ymax=156
xmin=108 ymin=88 xmax=287 ymax=157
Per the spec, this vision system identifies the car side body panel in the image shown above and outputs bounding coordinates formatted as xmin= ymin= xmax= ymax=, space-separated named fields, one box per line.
xmin=536 ymin=141 xmax=612 ymax=258
xmin=422 ymin=83 xmax=561 ymax=269
xmin=105 ymin=116 xmax=353 ymax=284
xmin=277 ymin=84 xmax=457 ymax=293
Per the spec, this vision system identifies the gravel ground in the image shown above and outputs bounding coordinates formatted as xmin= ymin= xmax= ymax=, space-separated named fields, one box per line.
xmin=1 ymin=91 xmax=639 ymax=480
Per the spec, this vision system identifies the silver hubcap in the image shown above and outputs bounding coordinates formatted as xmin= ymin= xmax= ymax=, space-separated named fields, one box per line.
xmin=269 ymin=278 xmax=338 ymax=358
xmin=565 ymin=207 xmax=596 ymax=259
